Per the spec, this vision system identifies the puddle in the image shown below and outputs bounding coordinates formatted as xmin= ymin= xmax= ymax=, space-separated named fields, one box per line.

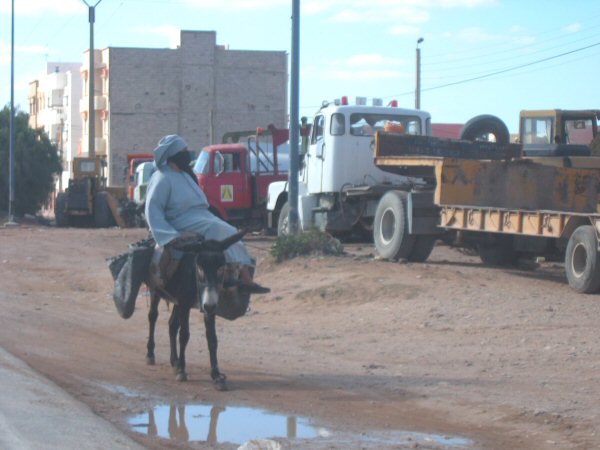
xmin=129 ymin=403 xmax=472 ymax=448
xmin=129 ymin=404 xmax=329 ymax=444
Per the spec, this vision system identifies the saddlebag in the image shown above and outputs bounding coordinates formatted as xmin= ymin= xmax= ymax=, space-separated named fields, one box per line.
xmin=107 ymin=237 xmax=154 ymax=319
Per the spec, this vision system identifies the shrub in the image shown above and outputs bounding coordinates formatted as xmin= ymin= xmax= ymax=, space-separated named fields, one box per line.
xmin=271 ymin=229 xmax=344 ymax=262
xmin=0 ymin=106 xmax=61 ymax=216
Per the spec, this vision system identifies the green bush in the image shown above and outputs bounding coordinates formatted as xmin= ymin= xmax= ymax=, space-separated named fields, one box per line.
xmin=271 ymin=229 xmax=344 ymax=262
xmin=0 ymin=106 xmax=61 ymax=216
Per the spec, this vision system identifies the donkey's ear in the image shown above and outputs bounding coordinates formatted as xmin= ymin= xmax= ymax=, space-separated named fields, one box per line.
xmin=218 ymin=229 xmax=246 ymax=250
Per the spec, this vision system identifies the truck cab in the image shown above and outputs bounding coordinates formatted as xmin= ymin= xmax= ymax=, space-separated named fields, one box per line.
xmin=519 ymin=109 xmax=599 ymax=157
xmin=193 ymin=127 xmax=293 ymax=229
xmin=126 ymin=153 xmax=153 ymax=201
xmin=132 ymin=161 xmax=155 ymax=206
xmin=267 ymin=96 xmax=431 ymax=236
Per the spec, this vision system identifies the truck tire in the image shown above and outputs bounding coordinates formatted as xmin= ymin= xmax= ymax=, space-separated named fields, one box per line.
xmin=55 ymin=192 xmax=68 ymax=227
xmin=565 ymin=225 xmax=600 ymax=293
xmin=407 ymin=236 xmax=436 ymax=262
xmin=94 ymin=192 xmax=116 ymax=228
xmin=374 ymin=190 xmax=415 ymax=260
xmin=460 ymin=114 xmax=510 ymax=145
xmin=277 ymin=202 xmax=291 ymax=236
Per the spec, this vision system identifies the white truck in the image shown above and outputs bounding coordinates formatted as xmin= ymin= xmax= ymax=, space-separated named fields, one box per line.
xmin=266 ymin=96 xmax=432 ymax=241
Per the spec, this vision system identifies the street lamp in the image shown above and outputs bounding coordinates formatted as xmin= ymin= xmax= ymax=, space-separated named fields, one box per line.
xmin=81 ymin=0 xmax=102 ymax=158
xmin=415 ymin=37 xmax=424 ymax=110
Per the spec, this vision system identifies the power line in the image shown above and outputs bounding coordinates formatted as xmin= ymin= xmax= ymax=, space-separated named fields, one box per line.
xmin=424 ymin=11 xmax=600 ymax=63
xmin=388 ymin=41 xmax=600 ymax=99
xmin=422 ymin=32 xmax=600 ymax=79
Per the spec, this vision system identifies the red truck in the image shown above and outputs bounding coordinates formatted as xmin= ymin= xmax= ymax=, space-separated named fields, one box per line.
xmin=192 ymin=125 xmax=308 ymax=230
xmin=126 ymin=153 xmax=153 ymax=201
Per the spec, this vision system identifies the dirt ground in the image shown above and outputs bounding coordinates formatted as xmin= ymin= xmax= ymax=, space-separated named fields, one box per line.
xmin=1 ymin=223 xmax=599 ymax=449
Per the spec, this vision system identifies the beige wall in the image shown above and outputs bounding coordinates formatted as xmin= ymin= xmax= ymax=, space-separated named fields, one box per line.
xmin=102 ymin=30 xmax=287 ymax=187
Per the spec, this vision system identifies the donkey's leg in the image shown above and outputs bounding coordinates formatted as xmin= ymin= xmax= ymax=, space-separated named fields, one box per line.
xmin=204 ymin=312 xmax=227 ymax=390
xmin=168 ymin=305 xmax=180 ymax=370
xmin=146 ymin=292 xmax=160 ymax=365
xmin=175 ymin=307 xmax=191 ymax=382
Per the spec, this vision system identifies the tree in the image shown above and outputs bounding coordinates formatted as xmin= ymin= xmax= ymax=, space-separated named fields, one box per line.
xmin=0 ymin=106 xmax=62 ymax=217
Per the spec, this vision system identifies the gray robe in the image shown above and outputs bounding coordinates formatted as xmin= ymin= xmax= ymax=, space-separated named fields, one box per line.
xmin=145 ymin=165 xmax=254 ymax=267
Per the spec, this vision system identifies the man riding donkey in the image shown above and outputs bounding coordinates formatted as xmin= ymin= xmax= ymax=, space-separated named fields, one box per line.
xmin=145 ymin=134 xmax=270 ymax=295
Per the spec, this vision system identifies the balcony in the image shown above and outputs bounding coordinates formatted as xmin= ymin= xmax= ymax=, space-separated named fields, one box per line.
xmin=80 ymin=94 xmax=107 ymax=113
xmin=80 ymin=50 xmax=105 ymax=73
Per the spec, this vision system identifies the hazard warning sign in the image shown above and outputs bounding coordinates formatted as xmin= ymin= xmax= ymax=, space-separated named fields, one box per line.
xmin=220 ymin=185 xmax=234 ymax=202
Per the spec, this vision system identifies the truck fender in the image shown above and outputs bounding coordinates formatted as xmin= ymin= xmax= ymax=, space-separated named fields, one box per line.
xmin=266 ymin=180 xmax=288 ymax=212
xmin=460 ymin=114 xmax=510 ymax=145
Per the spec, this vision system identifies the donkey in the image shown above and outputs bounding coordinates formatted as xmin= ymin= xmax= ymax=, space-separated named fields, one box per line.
xmin=144 ymin=231 xmax=247 ymax=390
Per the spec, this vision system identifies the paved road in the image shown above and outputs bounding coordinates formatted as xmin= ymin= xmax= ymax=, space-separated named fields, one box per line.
xmin=0 ymin=346 xmax=147 ymax=450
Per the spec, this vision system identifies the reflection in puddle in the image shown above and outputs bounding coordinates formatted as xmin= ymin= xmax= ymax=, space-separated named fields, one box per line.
xmin=129 ymin=404 xmax=472 ymax=448
xmin=129 ymin=404 xmax=329 ymax=445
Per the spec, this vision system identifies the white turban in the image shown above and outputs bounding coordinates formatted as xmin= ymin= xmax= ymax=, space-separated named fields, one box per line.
xmin=153 ymin=135 xmax=188 ymax=168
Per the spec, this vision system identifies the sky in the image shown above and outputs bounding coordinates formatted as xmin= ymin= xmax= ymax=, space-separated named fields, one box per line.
xmin=1 ymin=0 xmax=599 ymax=133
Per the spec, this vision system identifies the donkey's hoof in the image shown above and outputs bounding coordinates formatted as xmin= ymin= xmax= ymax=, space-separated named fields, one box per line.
xmin=146 ymin=355 xmax=155 ymax=365
xmin=213 ymin=374 xmax=227 ymax=391
xmin=176 ymin=372 xmax=188 ymax=382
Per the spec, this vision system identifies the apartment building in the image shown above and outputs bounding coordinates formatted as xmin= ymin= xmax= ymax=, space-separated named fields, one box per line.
xmin=81 ymin=30 xmax=288 ymax=187
xmin=28 ymin=62 xmax=83 ymax=191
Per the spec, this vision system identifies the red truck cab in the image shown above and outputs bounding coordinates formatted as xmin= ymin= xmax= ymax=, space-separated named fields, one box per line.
xmin=126 ymin=153 xmax=153 ymax=200
xmin=193 ymin=128 xmax=290 ymax=229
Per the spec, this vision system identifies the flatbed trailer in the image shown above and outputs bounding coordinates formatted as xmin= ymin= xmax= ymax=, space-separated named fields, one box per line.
xmin=373 ymin=132 xmax=600 ymax=293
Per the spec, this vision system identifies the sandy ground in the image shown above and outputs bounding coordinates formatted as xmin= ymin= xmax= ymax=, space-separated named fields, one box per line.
xmin=0 ymin=224 xmax=599 ymax=449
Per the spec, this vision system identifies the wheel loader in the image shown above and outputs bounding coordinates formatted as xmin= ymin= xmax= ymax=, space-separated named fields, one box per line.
xmin=55 ymin=155 xmax=132 ymax=228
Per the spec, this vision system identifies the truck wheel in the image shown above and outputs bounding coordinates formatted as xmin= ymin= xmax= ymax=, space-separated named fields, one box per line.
xmin=407 ymin=236 xmax=436 ymax=262
xmin=460 ymin=114 xmax=510 ymax=145
xmin=374 ymin=190 xmax=415 ymax=260
xmin=94 ymin=192 xmax=116 ymax=228
xmin=565 ymin=225 xmax=600 ymax=293
xmin=55 ymin=192 xmax=68 ymax=227
xmin=277 ymin=202 xmax=291 ymax=236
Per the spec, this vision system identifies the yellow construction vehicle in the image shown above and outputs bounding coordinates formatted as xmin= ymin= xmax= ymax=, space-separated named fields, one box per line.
xmin=55 ymin=155 xmax=130 ymax=228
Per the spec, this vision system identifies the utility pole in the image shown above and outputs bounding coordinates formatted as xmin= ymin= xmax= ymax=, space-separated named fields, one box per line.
xmin=415 ymin=37 xmax=424 ymax=110
xmin=7 ymin=0 xmax=17 ymax=225
xmin=81 ymin=0 xmax=102 ymax=158
xmin=288 ymin=0 xmax=300 ymax=234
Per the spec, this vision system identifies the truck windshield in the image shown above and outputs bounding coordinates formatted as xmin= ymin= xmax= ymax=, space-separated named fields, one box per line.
xmin=193 ymin=151 xmax=210 ymax=175
xmin=349 ymin=113 xmax=421 ymax=136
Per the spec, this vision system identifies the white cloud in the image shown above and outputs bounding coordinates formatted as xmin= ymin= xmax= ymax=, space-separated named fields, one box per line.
xmin=563 ymin=23 xmax=582 ymax=33
xmin=329 ymin=5 xmax=429 ymax=24
xmin=322 ymin=69 xmax=401 ymax=81
xmin=0 ymin=41 xmax=49 ymax=66
xmin=390 ymin=24 xmax=421 ymax=35
xmin=183 ymin=0 xmax=288 ymax=9
xmin=304 ymin=53 xmax=407 ymax=81
xmin=180 ymin=0 xmax=494 ymax=22
xmin=0 ymin=0 xmax=84 ymax=16
xmin=342 ymin=53 xmax=404 ymax=68
xmin=444 ymin=26 xmax=535 ymax=45
xmin=130 ymin=26 xmax=181 ymax=49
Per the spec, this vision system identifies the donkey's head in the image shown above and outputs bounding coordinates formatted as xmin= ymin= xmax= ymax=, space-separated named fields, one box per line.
xmin=180 ymin=230 xmax=246 ymax=314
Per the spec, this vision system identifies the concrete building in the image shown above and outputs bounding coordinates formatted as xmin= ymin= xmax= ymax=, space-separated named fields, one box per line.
xmin=28 ymin=63 xmax=83 ymax=192
xmin=81 ymin=30 xmax=288 ymax=187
